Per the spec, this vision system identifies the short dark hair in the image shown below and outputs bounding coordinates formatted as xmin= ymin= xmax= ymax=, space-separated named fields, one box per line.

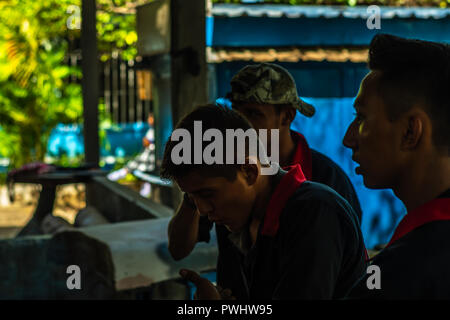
xmin=160 ymin=104 xmax=257 ymax=181
xmin=368 ymin=34 xmax=450 ymax=150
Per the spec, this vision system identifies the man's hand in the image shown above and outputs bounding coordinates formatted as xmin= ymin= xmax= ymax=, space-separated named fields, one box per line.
xmin=216 ymin=285 xmax=236 ymax=300
xmin=180 ymin=269 xmax=221 ymax=300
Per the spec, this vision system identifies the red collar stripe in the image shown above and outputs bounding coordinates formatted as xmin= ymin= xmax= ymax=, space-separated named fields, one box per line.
xmin=287 ymin=131 xmax=313 ymax=180
xmin=261 ymin=164 xmax=307 ymax=237
xmin=387 ymin=198 xmax=450 ymax=247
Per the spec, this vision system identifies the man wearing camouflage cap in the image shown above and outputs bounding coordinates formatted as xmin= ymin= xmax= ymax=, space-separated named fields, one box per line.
xmin=167 ymin=63 xmax=366 ymax=299
xmin=228 ymin=63 xmax=362 ymax=221
xmin=228 ymin=63 xmax=315 ymax=117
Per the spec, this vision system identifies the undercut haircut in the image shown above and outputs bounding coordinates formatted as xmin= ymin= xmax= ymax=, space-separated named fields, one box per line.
xmin=161 ymin=104 xmax=262 ymax=181
xmin=368 ymin=34 xmax=450 ymax=151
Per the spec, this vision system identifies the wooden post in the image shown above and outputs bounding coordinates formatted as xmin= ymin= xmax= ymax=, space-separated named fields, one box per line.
xmin=135 ymin=0 xmax=207 ymax=209
xmin=170 ymin=0 xmax=208 ymax=125
xmin=169 ymin=0 xmax=207 ymax=207
xmin=81 ymin=0 xmax=100 ymax=167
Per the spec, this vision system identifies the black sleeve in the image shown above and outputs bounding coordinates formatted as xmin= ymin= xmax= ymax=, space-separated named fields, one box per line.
xmin=273 ymin=200 xmax=348 ymax=299
xmin=345 ymin=269 xmax=382 ymax=299
xmin=197 ymin=214 xmax=214 ymax=243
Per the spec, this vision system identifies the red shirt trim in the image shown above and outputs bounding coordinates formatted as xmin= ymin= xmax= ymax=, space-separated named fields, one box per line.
xmin=261 ymin=164 xmax=307 ymax=237
xmin=285 ymin=131 xmax=313 ymax=180
xmin=386 ymin=198 xmax=450 ymax=247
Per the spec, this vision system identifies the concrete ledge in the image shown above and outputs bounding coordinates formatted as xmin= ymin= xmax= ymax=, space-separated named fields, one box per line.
xmin=0 ymin=217 xmax=218 ymax=299
xmin=79 ymin=217 xmax=218 ymax=292
xmin=0 ymin=231 xmax=115 ymax=299
xmin=85 ymin=176 xmax=173 ymax=222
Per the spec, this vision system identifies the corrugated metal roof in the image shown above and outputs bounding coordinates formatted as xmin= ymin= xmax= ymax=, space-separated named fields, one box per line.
xmin=212 ymin=4 xmax=450 ymax=19
xmin=207 ymin=47 xmax=369 ymax=63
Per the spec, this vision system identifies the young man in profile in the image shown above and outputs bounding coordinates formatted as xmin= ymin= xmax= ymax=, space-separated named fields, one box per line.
xmin=161 ymin=104 xmax=367 ymax=299
xmin=343 ymin=34 xmax=450 ymax=299
xmin=167 ymin=64 xmax=364 ymax=299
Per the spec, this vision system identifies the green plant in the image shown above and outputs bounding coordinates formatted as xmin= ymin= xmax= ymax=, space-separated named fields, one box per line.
xmin=0 ymin=0 xmax=141 ymax=171
xmin=0 ymin=0 xmax=83 ymax=168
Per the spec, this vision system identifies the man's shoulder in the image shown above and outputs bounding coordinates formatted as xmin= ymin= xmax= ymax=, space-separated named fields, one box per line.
xmin=280 ymin=181 xmax=360 ymax=233
xmin=310 ymin=149 xmax=350 ymax=182
xmin=287 ymin=180 xmax=352 ymax=211
xmin=376 ymin=220 xmax=450 ymax=265
xmin=309 ymin=148 xmax=362 ymax=221
xmin=349 ymin=221 xmax=450 ymax=299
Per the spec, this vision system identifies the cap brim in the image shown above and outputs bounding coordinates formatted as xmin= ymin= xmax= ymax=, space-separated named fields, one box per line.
xmin=296 ymin=98 xmax=316 ymax=117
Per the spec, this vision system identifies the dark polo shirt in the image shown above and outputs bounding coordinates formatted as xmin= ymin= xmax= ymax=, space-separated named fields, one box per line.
xmin=289 ymin=130 xmax=362 ymax=224
xmin=347 ymin=189 xmax=450 ymax=299
xmin=199 ymin=164 xmax=367 ymax=299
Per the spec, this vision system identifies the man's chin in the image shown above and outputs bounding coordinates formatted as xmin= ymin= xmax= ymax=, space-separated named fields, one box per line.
xmin=356 ymin=167 xmax=377 ymax=188
xmin=362 ymin=176 xmax=388 ymax=190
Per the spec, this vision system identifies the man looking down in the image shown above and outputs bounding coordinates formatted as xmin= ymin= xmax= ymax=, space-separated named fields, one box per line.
xmin=162 ymin=104 xmax=367 ymax=299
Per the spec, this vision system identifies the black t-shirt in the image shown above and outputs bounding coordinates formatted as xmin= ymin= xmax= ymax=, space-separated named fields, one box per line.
xmin=311 ymin=149 xmax=363 ymax=225
xmin=199 ymin=165 xmax=367 ymax=299
xmin=289 ymin=130 xmax=363 ymax=224
xmin=347 ymin=189 xmax=450 ymax=299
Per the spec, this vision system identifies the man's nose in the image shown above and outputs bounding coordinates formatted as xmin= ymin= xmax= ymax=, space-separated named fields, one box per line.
xmin=343 ymin=121 xmax=358 ymax=150
xmin=194 ymin=199 xmax=213 ymax=217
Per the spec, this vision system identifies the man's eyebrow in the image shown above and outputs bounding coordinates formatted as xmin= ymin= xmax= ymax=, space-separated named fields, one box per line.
xmin=243 ymin=106 xmax=263 ymax=113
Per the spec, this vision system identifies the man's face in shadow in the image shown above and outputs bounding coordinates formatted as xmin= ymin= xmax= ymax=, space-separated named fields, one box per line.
xmin=343 ymin=71 xmax=404 ymax=189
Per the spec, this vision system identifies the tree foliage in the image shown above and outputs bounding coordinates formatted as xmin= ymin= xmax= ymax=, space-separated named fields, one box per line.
xmin=0 ymin=0 xmax=140 ymax=168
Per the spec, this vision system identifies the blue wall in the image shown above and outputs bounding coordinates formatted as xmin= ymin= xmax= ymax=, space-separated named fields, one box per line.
xmin=211 ymin=16 xmax=450 ymax=47
xmin=47 ymin=123 xmax=150 ymax=160
xmin=214 ymin=61 xmax=369 ymax=98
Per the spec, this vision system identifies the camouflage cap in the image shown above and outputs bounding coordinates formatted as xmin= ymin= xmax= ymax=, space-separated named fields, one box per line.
xmin=228 ymin=63 xmax=315 ymax=117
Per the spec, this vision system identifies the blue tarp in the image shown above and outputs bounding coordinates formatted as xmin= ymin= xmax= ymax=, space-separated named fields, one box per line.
xmin=208 ymin=5 xmax=450 ymax=47
xmin=47 ymin=123 xmax=150 ymax=159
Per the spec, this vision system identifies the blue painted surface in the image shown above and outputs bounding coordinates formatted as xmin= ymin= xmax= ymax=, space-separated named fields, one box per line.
xmin=0 ymin=165 xmax=8 ymax=173
xmin=47 ymin=123 xmax=150 ymax=159
xmin=212 ymin=15 xmax=450 ymax=47
xmin=214 ymin=61 xmax=369 ymax=98
xmin=47 ymin=124 xmax=84 ymax=158
xmin=206 ymin=16 xmax=214 ymax=47
xmin=212 ymin=4 xmax=450 ymax=20
xmin=103 ymin=122 xmax=150 ymax=157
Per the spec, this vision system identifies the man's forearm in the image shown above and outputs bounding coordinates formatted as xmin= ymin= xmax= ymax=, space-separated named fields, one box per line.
xmin=168 ymin=198 xmax=200 ymax=260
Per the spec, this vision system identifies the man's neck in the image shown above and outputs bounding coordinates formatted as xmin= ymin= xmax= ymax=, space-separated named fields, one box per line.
xmin=395 ymin=156 xmax=450 ymax=212
xmin=248 ymin=172 xmax=280 ymax=246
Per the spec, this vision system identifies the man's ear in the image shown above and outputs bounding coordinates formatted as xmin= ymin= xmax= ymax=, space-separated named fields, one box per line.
xmin=401 ymin=112 xmax=424 ymax=150
xmin=281 ymin=107 xmax=296 ymax=126
xmin=241 ymin=156 xmax=259 ymax=186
